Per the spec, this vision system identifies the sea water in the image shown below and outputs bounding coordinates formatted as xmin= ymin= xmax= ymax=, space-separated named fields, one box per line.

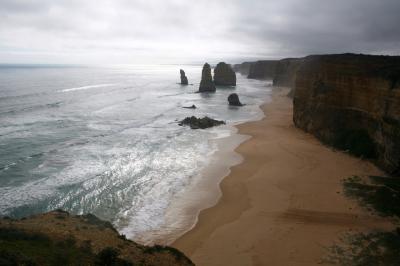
xmin=0 ymin=64 xmax=271 ymax=243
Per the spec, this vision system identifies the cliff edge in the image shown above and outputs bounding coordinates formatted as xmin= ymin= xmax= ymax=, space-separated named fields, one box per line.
xmin=293 ymin=54 xmax=400 ymax=175
xmin=0 ymin=210 xmax=193 ymax=266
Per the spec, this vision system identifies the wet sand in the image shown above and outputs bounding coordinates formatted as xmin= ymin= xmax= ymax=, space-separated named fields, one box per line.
xmin=173 ymin=87 xmax=392 ymax=266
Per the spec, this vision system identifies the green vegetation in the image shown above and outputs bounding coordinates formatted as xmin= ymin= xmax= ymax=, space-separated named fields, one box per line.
xmin=144 ymin=245 xmax=193 ymax=265
xmin=343 ymin=175 xmax=400 ymax=217
xmin=324 ymin=176 xmax=400 ymax=265
xmin=323 ymin=230 xmax=400 ymax=266
xmin=0 ymin=228 xmax=132 ymax=266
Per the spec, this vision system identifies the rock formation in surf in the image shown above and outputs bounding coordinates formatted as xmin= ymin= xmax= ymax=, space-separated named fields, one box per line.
xmin=199 ymin=63 xmax=216 ymax=92
xmin=228 ymin=93 xmax=243 ymax=106
xmin=179 ymin=116 xmax=225 ymax=129
xmin=180 ymin=69 xmax=188 ymax=85
xmin=214 ymin=62 xmax=236 ymax=86
xmin=293 ymin=53 xmax=400 ymax=175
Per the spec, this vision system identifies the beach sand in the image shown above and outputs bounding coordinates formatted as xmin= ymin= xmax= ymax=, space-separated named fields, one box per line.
xmin=173 ymin=87 xmax=393 ymax=266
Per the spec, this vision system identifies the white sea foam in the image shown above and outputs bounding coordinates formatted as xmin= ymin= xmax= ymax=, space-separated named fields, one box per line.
xmin=60 ymin=83 xmax=115 ymax=93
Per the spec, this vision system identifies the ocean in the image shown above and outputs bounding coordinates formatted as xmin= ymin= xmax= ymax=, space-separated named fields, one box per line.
xmin=0 ymin=64 xmax=271 ymax=243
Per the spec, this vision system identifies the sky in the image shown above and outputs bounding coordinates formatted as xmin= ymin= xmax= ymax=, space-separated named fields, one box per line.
xmin=1 ymin=0 xmax=400 ymax=64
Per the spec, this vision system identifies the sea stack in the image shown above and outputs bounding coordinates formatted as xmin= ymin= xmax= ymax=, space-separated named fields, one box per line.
xmin=199 ymin=63 xmax=216 ymax=92
xmin=180 ymin=69 xmax=188 ymax=85
xmin=228 ymin=93 xmax=243 ymax=106
xmin=214 ymin=62 xmax=236 ymax=86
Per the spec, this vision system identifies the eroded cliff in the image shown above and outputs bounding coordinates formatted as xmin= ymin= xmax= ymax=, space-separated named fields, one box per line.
xmin=247 ymin=60 xmax=278 ymax=79
xmin=293 ymin=54 xmax=400 ymax=175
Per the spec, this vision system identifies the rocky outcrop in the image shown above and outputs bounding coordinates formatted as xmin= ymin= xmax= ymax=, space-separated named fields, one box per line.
xmin=247 ymin=60 xmax=278 ymax=79
xmin=233 ymin=62 xmax=252 ymax=76
xmin=0 ymin=210 xmax=193 ymax=266
xmin=199 ymin=63 xmax=216 ymax=92
xmin=179 ymin=116 xmax=225 ymax=129
xmin=180 ymin=69 xmax=188 ymax=85
xmin=214 ymin=62 xmax=236 ymax=86
xmin=293 ymin=53 xmax=400 ymax=175
xmin=228 ymin=93 xmax=243 ymax=106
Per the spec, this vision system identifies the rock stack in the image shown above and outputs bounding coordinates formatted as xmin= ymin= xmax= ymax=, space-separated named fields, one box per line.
xmin=214 ymin=62 xmax=236 ymax=86
xmin=228 ymin=93 xmax=243 ymax=106
xmin=180 ymin=69 xmax=188 ymax=85
xmin=199 ymin=63 xmax=216 ymax=92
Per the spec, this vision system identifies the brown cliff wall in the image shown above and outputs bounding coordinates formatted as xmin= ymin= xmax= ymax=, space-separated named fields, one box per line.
xmin=273 ymin=58 xmax=304 ymax=97
xmin=233 ymin=62 xmax=252 ymax=76
xmin=293 ymin=54 xmax=400 ymax=175
xmin=247 ymin=60 xmax=278 ymax=79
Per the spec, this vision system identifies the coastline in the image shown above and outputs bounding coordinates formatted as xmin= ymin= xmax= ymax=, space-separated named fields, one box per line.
xmin=172 ymin=87 xmax=394 ymax=265
xmin=145 ymin=89 xmax=272 ymax=245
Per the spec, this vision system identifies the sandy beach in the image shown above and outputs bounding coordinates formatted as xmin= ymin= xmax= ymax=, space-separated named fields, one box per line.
xmin=173 ymin=87 xmax=393 ymax=266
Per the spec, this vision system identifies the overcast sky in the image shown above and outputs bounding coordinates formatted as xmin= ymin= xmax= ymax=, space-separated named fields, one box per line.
xmin=1 ymin=0 xmax=399 ymax=64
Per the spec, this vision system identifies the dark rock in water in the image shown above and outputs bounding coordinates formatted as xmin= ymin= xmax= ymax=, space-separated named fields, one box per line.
xmin=247 ymin=60 xmax=278 ymax=79
xmin=183 ymin=104 xmax=197 ymax=109
xmin=214 ymin=62 xmax=236 ymax=86
xmin=228 ymin=93 xmax=243 ymax=106
xmin=180 ymin=69 xmax=188 ymax=85
xmin=199 ymin=63 xmax=216 ymax=92
xmin=179 ymin=116 xmax=225 ymax=129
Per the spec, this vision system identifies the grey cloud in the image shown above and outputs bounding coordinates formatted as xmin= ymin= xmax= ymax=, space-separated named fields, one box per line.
xmin=0 ymin=0 xmax=399 ymax=64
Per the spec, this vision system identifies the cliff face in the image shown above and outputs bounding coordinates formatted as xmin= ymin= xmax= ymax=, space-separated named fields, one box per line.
xmin=273 ymin=58 xmax=304 ymax=97
xmin=247 ymin=60 xmax=278 ymax=79
xmin=0 ymin=210 xmax=193 ymax=266
xmin=233 ymin=62 xmax=252 ymax=76
xmin=293 ymin=54 xmax=400 ymax=175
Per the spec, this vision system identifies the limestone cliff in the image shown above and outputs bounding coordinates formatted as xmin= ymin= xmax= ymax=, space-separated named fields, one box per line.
xmin=247 ymin=60 xmax=278 ymax=79
xmin=0 ymin=210 xmax=193 ymax=266
xmin=293 ymin=54 xmax=400 ymax=175
xmin=273 ymin=58 xmax=304 ymax=97
xmin=233 ymin=62 xmax=252 ymax=76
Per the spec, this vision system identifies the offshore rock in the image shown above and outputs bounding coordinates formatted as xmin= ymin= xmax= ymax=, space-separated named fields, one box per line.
xmin=214 ymin=62 xmax=236 ymax=86
xmin=228 ymin=93 xmax=243 ymax=106
xmin=179 ymin=116 xmax=225 ymax=129
xmin=180 ymin=69 xmax=188 ymax=85
xmin=182 ymin=104 xmax=197 ymax=109
xmin=199 ymin=63 xmax=216 ymax=92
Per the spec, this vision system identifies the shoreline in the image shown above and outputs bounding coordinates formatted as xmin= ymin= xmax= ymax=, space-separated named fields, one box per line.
xmin=172 ymin=87 xmax=393 ymax=265
xmin=134 ymin=87 xmax=271 ymax=246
